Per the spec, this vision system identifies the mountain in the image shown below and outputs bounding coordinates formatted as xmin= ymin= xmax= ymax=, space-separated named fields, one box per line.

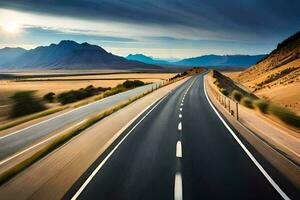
xmin=1 ymin=41 xmax=161 ymax=70
xmin=232 ymin=31 xmax=300 ymax=114
xmin=175 ymin=54 xmax=267 ymax=67
xmin=126 ymin=53 xmax=266 ymax=68
xmin=0 ymin=47 xmax=27 ymax=66
xmin=126 ymin=54 xmax=171 ymax=65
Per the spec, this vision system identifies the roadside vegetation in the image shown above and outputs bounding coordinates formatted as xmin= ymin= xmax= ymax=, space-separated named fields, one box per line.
xmin=57 ymin=85 xmax=110 ymax=105
xmin=55 ymin=80 xmax=145 ymax=105
xmin=211 ymin=70 xmax=300 ymax=128
xmin=0 ymin=80 xmax=146 ymax=131
xmin=10 ymin=91 xmax=47 ymax=118
xmin=256 ymin=67 xmax=298 ymax=88
xmin=43 ymin=92 xmax=56 ymax=103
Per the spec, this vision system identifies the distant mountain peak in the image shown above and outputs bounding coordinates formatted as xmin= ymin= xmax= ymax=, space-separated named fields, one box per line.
xmin=58 ymin=40 xmax=79 ymax=46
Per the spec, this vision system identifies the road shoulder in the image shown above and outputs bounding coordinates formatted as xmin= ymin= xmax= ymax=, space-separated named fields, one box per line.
xmin=204 ymin=74 xmax=300 ymax=190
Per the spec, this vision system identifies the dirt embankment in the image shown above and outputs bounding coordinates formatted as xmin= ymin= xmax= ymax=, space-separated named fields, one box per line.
xmin=226 ymin=31 xmax=300 ymax=115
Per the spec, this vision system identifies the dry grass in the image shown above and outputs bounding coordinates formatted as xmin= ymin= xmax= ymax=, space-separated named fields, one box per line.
xmin=0 ymin=73 xmax=176 ymax=123
xmin=226 ymin=60 xmax=300 ymax=115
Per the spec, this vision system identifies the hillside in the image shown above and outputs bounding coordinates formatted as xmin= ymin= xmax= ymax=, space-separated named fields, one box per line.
xmin=175 ymin=54 xmax=266 ymax=67
xmin=230 ymin=31 xmax=300 ymax=114
xmin=0 ymin=41 xmax=161 ymax=70
xmin=0 ymin=47 xmax=27 ymax=65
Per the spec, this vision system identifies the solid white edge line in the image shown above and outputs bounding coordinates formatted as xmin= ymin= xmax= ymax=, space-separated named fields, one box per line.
xmin=174 ymin=172 xmax=183 ymax=200
xmin=176 ymin=141 xmax=182 ymax=158
xmin=203 ymin=78 xmax=290 ymax=200
xmin=0 ymin=120 xmax=87 ymax=165
xmin=0 ymin=84 xmax=157 ymax=140
xmin=71 ymin=94 xmax=169 ymax=200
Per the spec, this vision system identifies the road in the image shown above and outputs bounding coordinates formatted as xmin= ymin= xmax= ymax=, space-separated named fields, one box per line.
xmin=0 ymin=83 xmax=158 ymax=160
xmin=68 ymin=74 xmax=299 ymax=200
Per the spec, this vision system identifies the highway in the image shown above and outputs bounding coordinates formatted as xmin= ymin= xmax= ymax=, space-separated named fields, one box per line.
xmin=0 ymin=83 xmax=158 ymax=160
xmin=68 ymin=74 xmax=299 ymax=200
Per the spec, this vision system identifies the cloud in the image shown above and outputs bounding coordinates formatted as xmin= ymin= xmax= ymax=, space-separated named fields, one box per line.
xmin=0 ymin=1 xmax=299 ymax=58
xmin=0 ymin=0 xmax=299 ymax=41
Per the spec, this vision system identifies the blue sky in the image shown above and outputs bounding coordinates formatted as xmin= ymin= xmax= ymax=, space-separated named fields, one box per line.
xmin=0 ymin=0 xmax=299 ymax=59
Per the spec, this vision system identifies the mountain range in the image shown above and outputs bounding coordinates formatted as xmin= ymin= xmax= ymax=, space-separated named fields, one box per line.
xmin=126 ymin=54 xmax=171 ymax=65
xmin=0 ymin=47 xmax=27 ymax=66
xmin=0 ymin=40 xmax=266 ymax=70
xmin=0 ymin=41 xmax=161 ymax=70
xmin=126 ymin=54 xmax=266 ymax=67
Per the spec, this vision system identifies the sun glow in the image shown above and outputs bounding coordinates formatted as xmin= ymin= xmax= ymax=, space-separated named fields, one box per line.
xmin=2 ymin=22 xmax=20 ymax=33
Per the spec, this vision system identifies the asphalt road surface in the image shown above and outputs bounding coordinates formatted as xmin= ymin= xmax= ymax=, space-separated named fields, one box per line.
xmin=68 ymin=74 xmax=299 ymax=200
xmin=0 ymin=83 xmax=158 ymax=160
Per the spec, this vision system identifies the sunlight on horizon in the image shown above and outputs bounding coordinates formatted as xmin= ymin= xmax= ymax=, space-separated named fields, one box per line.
xmin=2 ymin=22 xmax=20 ymax=33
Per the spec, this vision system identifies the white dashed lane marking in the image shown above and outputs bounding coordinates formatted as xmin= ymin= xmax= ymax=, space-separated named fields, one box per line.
xmin=176 ymin=141 xmax=182 ymax=158
xmin=174 ymin=173 xmax=183 ymax=200
xmin=178 ymin=122 xmax=182 ymax=131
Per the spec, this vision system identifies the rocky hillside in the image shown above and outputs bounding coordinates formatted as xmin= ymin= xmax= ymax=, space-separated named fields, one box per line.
xmin=236 ymin=31 xmax=300 ymax=84
xmin=231 ymin=31 xmax=300 ymax=114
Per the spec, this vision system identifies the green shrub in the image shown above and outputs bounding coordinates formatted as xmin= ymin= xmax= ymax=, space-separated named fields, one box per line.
xmin=103 ymin=86 xmax=126 ymax=98
xmin=231 ymin=90 xmax=243 ymax=102
xmin=10 ymin=91 xmax=46 ymax=118
xmin=268 ymin=105 xmax=300 ymax=128
xmin=220 ymin=88 xmax=229 ymax=96
xmin=241 ymin=97 xmax=254 ymax=109
xmin=57 ymin=85 xmax=109 ymax=104
xmin=169 ymin=74 xmax=181 ymax=81
xmin=254 ymin=99 xmax=269 ymax=113
xmin=122 ymin=80 xmax=145 ymax=89
xmin=43 ymin=92 xmax=55 ymax=102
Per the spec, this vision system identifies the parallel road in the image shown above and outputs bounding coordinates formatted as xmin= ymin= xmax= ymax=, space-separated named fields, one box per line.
xmin=0 ymin=83 xmax=157 ymax=160
xmin=68 ymin=74 xmax=299 ymax=200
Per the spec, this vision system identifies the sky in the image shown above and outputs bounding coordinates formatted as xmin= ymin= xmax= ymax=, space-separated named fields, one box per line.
xmin=0 ymin=0 xmax=299 ymax=59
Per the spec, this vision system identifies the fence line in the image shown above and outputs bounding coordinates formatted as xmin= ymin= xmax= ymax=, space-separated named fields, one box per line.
xmin=206 ymin=79 xmax=239 ymax=120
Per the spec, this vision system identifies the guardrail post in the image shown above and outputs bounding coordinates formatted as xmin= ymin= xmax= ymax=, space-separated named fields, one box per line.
xmin=236 ymin=102 xmax=239 ymax=120
xmin=228 ymin=99 xmax=230 ymax=112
